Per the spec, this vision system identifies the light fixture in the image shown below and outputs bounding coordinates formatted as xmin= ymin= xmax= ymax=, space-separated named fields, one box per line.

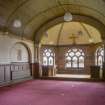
xmin=64 ymin=12 xmax=73 ymax=22
xmin=13 ymin=19 xmax=22 ymax=28
xmin=89 ymin=38 xmax=94 ymax=43
xmin=4 ymin=31 xmax=9 ymax=35
xmin=56 ymin=0 xmax=73 ymax=22
xmin=78 ymin=30 xmax=83 ymax=36
xmin=49 ymin=41 xmax=54 ymax=45
xmin=44 ymin=31 xmax=48 ymax=37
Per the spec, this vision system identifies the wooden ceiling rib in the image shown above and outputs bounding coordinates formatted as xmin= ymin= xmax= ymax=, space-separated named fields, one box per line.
xmin=79 ymin=22 xmax=92 ymax=39
xmin=57 ymin=23 xmax=64 ymax=45
xmin=6 ymin=0 xmax=30 ymax=23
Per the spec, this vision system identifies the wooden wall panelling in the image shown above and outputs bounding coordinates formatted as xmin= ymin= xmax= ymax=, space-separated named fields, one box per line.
xmin=0 ymin=65 xmax=5 ymax=82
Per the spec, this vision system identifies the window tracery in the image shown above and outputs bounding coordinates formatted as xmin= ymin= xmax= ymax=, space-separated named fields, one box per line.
xmin=65 ymin=48 xmax=85 ymax=68
xmin=42 ymin=49 xmax=55 ymax=66
xmin=95 ymin=47 xmax=104 ymax=68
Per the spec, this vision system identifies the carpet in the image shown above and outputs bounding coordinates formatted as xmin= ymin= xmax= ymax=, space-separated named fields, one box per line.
xmin=0 ymin=80 xmax=105 ymax=105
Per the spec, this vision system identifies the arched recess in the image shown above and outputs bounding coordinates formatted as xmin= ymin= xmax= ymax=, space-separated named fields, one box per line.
xmin=10 ymin=42 xmax=32 ymax=79
xmin=35 ymin=15 xmax=105 ymax=44
xmin=10 ymin=42 xmax=32 ymax=63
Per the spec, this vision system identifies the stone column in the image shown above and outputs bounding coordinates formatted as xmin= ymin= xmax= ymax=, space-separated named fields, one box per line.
xmin=103 ymin=40 xmax=105 ymax=66
xmin=37 ymin=44 xmax=42 ymax=77
xmin=102 ymin=40 xmax=105 ymax=79
xmin=102 ymin=40 xmax=105 ymax=68
xmin=32 ymin=43 xmax=42 ymax=78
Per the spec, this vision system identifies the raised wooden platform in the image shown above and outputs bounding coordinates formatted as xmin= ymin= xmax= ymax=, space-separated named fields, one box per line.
xmin=40 ymin=74 xmax=105 ymax=82
xmin=55 ymin=74 xmax=90 ymax=78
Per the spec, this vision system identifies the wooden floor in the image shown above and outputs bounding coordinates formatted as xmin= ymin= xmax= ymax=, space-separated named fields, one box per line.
xmin=55 ymin=74 xmax=90 ymax=79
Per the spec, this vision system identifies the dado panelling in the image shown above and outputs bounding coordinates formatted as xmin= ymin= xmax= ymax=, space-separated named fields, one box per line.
xmin=0 ymin=63 xmax=31 ymax=84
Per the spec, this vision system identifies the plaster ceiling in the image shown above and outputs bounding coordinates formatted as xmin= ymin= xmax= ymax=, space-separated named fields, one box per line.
xmin=41 ymin=22 xmax=102 ymax=45
xmin=0 ymin=0 xmax=105 ymax=40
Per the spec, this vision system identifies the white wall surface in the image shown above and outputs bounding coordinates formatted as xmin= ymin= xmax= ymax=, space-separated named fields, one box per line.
xmin=10 ymin=43 xmax=29 ymax=62
xmin=0 ymin=32 xmax=34 ymax=64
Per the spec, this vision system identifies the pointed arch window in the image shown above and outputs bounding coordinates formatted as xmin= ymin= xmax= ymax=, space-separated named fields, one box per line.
xmin=95 ymin=47 xmax=104 ymax=68
xmin=65 ymin=48 xmax=85 ymax=68
xmin=42 ymin=49 xmax=55 ymax=66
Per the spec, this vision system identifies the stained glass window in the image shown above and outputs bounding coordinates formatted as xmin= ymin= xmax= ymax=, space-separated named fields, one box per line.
xmin=42 ymin=49 xmax=55 ymax=66
xmin=95 ymin=47 xmax=104 ymax=68
xmin=65 ymin=48 xmax=85 ymax=68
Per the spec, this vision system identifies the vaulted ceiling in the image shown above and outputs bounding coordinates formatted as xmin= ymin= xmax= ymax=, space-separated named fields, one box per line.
xmin=41 ymin=22 xmax=102 ymax=45
xmin=0 ymin=0 xmax=105 ymax=40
